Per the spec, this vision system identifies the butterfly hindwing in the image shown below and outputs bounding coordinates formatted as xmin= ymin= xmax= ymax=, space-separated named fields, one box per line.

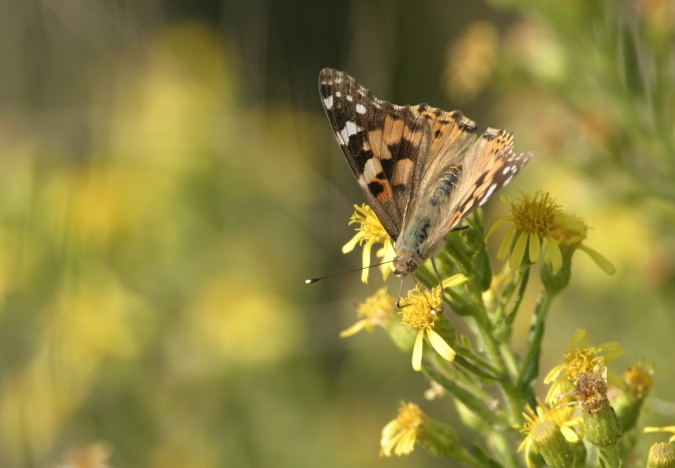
xmin=422 ymin=128 xmax=533 ymax=251
xmin=319 ymin=68 xmax=430 ymax=239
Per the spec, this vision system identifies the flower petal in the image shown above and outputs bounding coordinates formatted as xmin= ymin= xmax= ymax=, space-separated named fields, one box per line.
xmin=497 ymin=225 xmax=517 ymax=260
xmin=339 ymin=320 xmax=369 ymax=338
xmin=509 ymin=231 xmax=529 ymax=268
xmin=427 ymin=329 xmax=456 ymax=362
xmin=342 ymin=233 xmax=363 ymax=254
xmin=578 ymin=244 xmax=616 ymax=275
xmin=412 ymin=330 xmax=425 ymax=371
xmin=560 ymin=426 xmax=580 ymax=443
xmin=528 ymin=231 xmax=541 ymax=263
xmin=485 ymin=216 xmax=513 ymax=240
xmin=441 ymin=273 xmax=468 ymax=289
xmin=360 ymin=241 xmax=373 ymax=283
xmin=544 ymin=235 xmax=563 ymax=270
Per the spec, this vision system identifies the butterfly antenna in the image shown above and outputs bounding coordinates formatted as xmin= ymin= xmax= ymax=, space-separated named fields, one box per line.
xmin=305 ymin=261 xmax=393 ymax=284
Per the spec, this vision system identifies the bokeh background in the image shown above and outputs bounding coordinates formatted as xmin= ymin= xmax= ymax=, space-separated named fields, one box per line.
xmin=0 ymin=0 xmax=674 ymax=466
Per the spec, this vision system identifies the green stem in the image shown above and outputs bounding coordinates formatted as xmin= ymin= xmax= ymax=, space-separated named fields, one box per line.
xmin=599 ymin=445 xmax=622 ymax=468
xmin=505 ymin=267 xmax=530 ymax=331
xmin=516 ymin=291 xmax=555 ymax=401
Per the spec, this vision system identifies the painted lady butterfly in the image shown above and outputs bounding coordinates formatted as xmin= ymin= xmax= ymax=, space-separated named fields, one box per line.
xmin=319 ymin=68 xmax=532 ymax=282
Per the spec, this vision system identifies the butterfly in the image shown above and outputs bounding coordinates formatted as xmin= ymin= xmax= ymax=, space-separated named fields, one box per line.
xmin=318 ymin=68 xmax=532 ymax=284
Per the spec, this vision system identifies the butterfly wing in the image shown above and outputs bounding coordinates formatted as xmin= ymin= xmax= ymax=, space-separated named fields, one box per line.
xmin=318 ymin=69 xmax=431 ymax=239
xmin=409 ymin=125 xmax=533 ymax=255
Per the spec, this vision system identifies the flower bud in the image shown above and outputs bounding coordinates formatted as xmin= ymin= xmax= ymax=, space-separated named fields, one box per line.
xmin=648 ymin=442 xmax=675 ymax=468
xmin=531 ymin=420 xmax=575 ymax=468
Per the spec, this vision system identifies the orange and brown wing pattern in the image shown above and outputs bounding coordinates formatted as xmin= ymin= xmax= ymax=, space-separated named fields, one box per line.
xmin=319 ymin=69 xmax=533 ymax=262
xmin=436 ymin=128 xmax=533 ymax=241
xmin=319 ymin=69 xmax=430 ymax=238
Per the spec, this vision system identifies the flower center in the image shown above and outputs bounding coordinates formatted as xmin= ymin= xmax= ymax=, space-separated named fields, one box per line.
xmin=510 ymin=191 xmax=561 ymax=236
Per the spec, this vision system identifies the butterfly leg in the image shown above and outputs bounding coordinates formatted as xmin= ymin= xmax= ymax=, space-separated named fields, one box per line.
xmin=431 ymin=257 xmax=444 ymax=314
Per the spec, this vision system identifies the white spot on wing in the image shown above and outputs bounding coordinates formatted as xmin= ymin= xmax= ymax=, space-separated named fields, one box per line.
xmin=504 ymin=175 xmax=514 ymax=185
xmin=345 ymin=121 xmax=360 ymax=136
xmin=323 ymin=95 xmax=333 ymax=109
xmin=335 ymin=91 xmax=342 ymax=97
xmin=502 ymin=167 xmax=510 ymax=175
xmin=339 ymin=127 xmax=349 ymax=144
xmin=356 ymin=104 xmax=366 ymax=114
xmin=346 ymin=95 xmax=353 ymax=101
xmin=480 ymin=183 xmax=498 ymax=206
xmin=363 ymin=157 xmax=383 ymax=181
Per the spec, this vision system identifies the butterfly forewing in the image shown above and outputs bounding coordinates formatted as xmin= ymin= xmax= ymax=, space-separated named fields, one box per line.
xmin=319 ymin=69 xmax=430 ymax=238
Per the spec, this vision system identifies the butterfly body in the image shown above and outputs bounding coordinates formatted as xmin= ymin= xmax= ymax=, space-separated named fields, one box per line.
xmin=319 ymin=68 xmax=532 ymax=279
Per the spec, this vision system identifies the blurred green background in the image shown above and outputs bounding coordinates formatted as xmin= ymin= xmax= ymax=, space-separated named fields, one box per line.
xmin=0 ymin=0 xmax=674 ymax=466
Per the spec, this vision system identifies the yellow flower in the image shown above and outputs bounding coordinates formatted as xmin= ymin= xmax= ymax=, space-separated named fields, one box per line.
xmin=486 ymin=191 xmax=615 ymax=274
xmin=444 ymin=21 xmax=499 ymax=100
xmin=487 ymin=191 xmax=563 ymax=269
xmin=515 ymin=398 xmax=583 ymax=467
xmin=644 ymin=426 xmax=675 ymax=443
xmin=339 ymin=288 xmax=396 ymax=338
xmin=622 ymin=359 xmax=655 ymax=399
xmin=380 ymin=402 xmax=424 ymax=457
xmin=399 ymin=276 xmax=466 ymax=371
xmin=551 ymin=212 xmax=616 ymax=275
xmin=342 ymin=204 xmax=395 ymax=283
xmin=543 ymin=329 xmax=623 ymax=403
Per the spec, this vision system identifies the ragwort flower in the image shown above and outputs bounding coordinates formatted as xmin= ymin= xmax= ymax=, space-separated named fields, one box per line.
xmin=342 ymin=204 xmax=395 ymax=283
xmin=486 ymin=191 xmax=615 ymax=274
xmin=399 ymin=275 xmax=466 ymax=371
xmin=380 ymin=402 xmax=425 ymax=457
xmin=515 ymin=398 xmax=583 ymax=468
xmin=381 ymin=401 xmax=469 ymax=461
xmin=339 ymin=287 xmax=396 ymax=338
xmin=544 ymin=329 xmax=623 ymax=403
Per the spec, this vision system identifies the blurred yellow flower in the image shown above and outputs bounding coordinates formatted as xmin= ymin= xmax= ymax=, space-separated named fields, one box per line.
xmin=339 ymin=287 xmax=396 ymax=338
xmin=380 ymin=402 xmax=424 ymax=457
xmin=444 ymin=21 xmax=499 ymax=100
xmin=622 ymin=359 xmax=655 ymax=399
xmin=342 ymin=204 xmax=395 ymax=283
